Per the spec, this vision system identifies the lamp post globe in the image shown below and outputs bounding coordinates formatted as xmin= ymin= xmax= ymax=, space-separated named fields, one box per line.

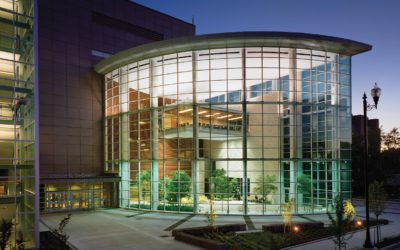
xmin=371 ymin=82 xmax=381 ymax=107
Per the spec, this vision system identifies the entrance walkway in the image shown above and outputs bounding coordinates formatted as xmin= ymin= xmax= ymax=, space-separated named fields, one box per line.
xmin=40 ymin=200 xmax=400 ymax=250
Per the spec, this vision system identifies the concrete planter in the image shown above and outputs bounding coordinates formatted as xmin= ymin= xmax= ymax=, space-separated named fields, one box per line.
xmin=172 ymin=223 xmax=247 ymax=249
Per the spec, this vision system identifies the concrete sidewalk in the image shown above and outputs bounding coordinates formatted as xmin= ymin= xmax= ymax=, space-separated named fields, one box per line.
xmin=288 ymin=201 xmax=400 ymax=250
xmin=40 ymin=201 xmax=400 ymax=250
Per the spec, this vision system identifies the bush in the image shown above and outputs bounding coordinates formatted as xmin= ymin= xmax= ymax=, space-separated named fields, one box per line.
xmin=130 ymin=204 xmax=151 ymax=209
xmin=159 ymin=204 xmax=194 ymax=212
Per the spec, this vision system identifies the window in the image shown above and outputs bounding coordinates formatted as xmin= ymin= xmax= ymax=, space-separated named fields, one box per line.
xmin=228 ymin=90 xmax=241 ymax=102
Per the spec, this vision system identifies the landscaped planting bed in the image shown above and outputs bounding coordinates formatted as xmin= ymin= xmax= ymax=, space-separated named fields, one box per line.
xmin=174 ymin=219 xmax=389 ymax=250
xmin=206 ymin=219 xmax=388 ymax=250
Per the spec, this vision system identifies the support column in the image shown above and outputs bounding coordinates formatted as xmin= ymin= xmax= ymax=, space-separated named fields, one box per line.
xmin=150 ymin=60 xmax=159 ymax=210
xmin=288 ymin=49 xmax=297 ymax=210
xmin=242 ymin=48 xmax=248 ymax=215
xmin=119 ymin=70 xmax=130 ymax=208
xmin=192 ymin=51 xmax=199 ymax=213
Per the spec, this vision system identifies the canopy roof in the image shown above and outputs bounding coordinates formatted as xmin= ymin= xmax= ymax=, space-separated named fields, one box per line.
xmin=94 ymin=31 xmax=372 ymax=74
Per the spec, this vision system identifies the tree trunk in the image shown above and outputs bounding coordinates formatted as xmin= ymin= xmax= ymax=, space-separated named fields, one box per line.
xmin=376 ymin=215 xmax=379 ymax=243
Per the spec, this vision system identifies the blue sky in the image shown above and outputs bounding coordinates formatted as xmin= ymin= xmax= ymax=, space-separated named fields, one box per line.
xmin=136 ymin=0 xmax=400 ymax=132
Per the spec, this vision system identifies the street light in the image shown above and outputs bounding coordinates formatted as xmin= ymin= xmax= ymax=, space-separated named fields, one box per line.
xmin=363 ymin=82 xmax=381 ymax=248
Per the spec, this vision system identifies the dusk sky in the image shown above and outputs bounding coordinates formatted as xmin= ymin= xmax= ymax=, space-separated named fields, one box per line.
xmin=136 ymin=0 xmax=400 ymax=132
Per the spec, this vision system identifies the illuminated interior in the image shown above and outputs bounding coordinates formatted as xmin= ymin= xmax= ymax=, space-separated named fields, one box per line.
xmin=0 ymin=0 xmax=36 ymax=248
xmin=97 ymin=37 xmax=361 ymax=215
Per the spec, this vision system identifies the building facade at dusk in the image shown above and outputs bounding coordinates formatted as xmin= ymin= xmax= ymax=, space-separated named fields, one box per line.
xmin=95 ymin=32 xmax=371 ymax=215
xmin=1 ymin=0 xmax=376 ymax=247
xmin=1 ymin=1 xmax=194 ymax=248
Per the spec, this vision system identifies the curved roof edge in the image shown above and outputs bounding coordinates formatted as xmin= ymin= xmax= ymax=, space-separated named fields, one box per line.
xmin=94 ymin=32 xmax=372 ymax=74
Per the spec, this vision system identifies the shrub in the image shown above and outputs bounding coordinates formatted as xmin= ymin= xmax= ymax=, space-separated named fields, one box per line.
xmin=180 ymin=197 xmax=193 ymax=205
xmin=52 ymin=214 xmax=72 ymax=244
xmin=282 ymin=198 xmax=295 ymax=233
xmin=0 ymin=219 xmax=13 ymax=250
xmin=328 ymin=194 xmax=354 ymax=250
xmin=205 ymin=198 xmax=217 ymax=227
xmin=344 ymin=200 xmax=356 ymax=221
xmin=199 ymin=195 xmax=209 ymax=204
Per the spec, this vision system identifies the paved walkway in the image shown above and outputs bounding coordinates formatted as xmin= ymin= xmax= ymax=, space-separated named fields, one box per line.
xmin=40 ymin=200 xmax=400 ymax=250
xmin=288 ymin=200 xmax=400 ymax=250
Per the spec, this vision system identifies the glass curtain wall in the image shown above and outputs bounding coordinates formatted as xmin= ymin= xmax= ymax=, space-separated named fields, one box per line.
xmin=0 ymin=0 xmax=36 ymax=248
xmin=104 ymin=46 xmax=351 ymax=215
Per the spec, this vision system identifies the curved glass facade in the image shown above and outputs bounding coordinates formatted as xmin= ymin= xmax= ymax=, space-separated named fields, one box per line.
xmin=103 ymin=44 xmax=353 ymax=215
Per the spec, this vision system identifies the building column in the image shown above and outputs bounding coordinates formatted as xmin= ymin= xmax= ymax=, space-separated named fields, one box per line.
xmin=242 ymin=48 xmax=248 ymax=214
xmin=331 ymin=55 xmax=339 ymax=202
xmin=119 ymin=69 xmax=130 ymax=208
xmin=150 ymin=60 xmax=159 ymax=210
xmin=288 ymin=49 xmax=298 ymax=209
xmin=192 ymin=51 xmax=199 ymax=213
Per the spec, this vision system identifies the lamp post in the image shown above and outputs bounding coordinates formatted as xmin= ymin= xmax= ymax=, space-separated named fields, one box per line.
xmin=363 ymin=83 xmax=381 ymax=248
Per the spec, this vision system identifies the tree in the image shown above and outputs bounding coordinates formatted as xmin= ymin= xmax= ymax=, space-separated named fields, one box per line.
xmin=253 ymin=175 xmax=277 ymax=203
xmin=352 ymin=124 xmax=382 ymax=196
xmin=0 ymin=219 xmax=13 ymax=250
xmin=297 ymin=175 xmax=311 ymax=203
xmin=381 ymin=128 xmax=400 ymax=192
xmin=209 ymin=169 xmax=240 ymax=200
xmin=15 ymin=230 xmax=25 ymax=250
xmin=369 ymin=181 xmax=387 ymax=243
xmin=138 ymin=170 xmax=151 ymax=202
xmin=166 ymin=171 xmax=191 ymax=202
xmin=205 ymin=195 xmax=217 ymax=228
xmin=281 ymin=198 xmax=295 ymax=233
xmin=327 ymin=194 xmax=354 ymax=250
xmin=382 ymin=128 xmax=400 ymax=150
xmin=52 ymin=214 xmax=72 ymax=244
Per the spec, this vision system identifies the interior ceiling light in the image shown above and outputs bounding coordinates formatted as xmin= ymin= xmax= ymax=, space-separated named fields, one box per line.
xmin=205 ymin=112 xmax=220 ymax=117
xmin=228 ymin=116 xmax=242 ymax=121
xmin=178 ymin=108 xmax=192 ymax=114
xmin=217 ymin=115 xmax=233 ymax=119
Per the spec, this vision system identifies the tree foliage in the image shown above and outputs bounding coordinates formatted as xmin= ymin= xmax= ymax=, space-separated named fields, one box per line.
xmin=382 ymin=128 xmax=400 ymax=150
xmin=327 ymin=194 xmax=354 ymax=250
xmin=166 ymin=171 xmax=191 ymax=202
xmin=281 ymin=198 xmax=295 ymax=233
xmin=297 ymin=175 xmax=311 ymax=195
xmin=205 ymin=196 xmax=218 ymax=227
xmin=253 ymin=175 xmax=277 ymax=202
xmin=209 ymin=169 xmax=240 ymax=199
xmin=381 ymin=127 xmax=400 ymax=181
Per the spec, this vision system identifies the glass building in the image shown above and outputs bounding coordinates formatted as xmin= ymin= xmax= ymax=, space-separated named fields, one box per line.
xmin=95 ymin=32 xmax=371 ymax=215
xmin=0 ymin=0 xmax=38 ymax=248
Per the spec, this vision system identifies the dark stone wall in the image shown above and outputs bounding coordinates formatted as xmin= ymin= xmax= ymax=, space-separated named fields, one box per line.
xmin=38 ymin=0 xmax=195 ymax=179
